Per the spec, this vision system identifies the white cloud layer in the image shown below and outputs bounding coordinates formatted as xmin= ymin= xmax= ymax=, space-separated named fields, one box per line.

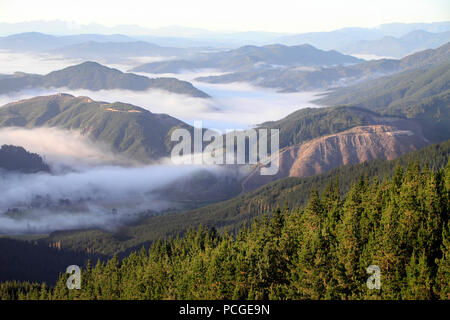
xmin=0 ymin=163 xmax=229 ymax=234
xmin=0 ymin=85 xmax=324 ymax=130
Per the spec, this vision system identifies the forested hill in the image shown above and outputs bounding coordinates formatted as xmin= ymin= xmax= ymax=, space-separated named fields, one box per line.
xmin=0 ymin=94 xmax=193 ymax=163
xmin=0 ymin=145 xmax=50 ymax=173
xmin=0 ymin=61 xmax=210 ymax=98
xmin=2 ymin=159 xmax=449 ymax=300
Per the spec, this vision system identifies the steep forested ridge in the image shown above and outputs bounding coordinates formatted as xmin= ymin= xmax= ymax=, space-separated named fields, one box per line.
xmin=1 ymin=160 xmax=448 ymax=300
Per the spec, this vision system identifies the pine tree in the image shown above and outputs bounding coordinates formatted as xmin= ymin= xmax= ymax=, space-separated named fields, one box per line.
xmin=435 ymin=222 xmax=450 ymax=299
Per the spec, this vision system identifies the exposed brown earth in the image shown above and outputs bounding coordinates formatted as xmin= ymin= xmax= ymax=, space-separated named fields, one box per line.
xmin=242 ymin=122 xmax=429 ymax=192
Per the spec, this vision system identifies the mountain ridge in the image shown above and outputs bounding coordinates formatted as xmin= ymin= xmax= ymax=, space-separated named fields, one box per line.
xmin=131 ymin=43 xmax=363 ymax=74
xmin=195 ymin=42 xmax=450 ymax=91
xmin=0 ymin=94 xmax=194 ymax=163
xmin=0 ymin=61 xmax=210 ymax=97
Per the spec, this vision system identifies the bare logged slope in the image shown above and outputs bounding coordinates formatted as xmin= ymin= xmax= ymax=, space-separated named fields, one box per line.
xmin=243 ymin=123 xmax=428 ymax=191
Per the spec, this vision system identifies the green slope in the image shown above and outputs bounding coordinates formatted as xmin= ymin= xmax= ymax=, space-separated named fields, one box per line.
xmin=0 ymin=94 xmax=192 ymax=162
xmin=316 ymin=62 xmax=450 ymax=142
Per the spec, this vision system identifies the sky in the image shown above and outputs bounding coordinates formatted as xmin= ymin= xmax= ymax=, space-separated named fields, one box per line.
xmin=0 ymin=0 xmax=449 ymax=33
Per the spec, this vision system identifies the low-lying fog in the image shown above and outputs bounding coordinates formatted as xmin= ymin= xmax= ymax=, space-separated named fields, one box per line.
xmin=0 ymin=50 xmax=174 ymax=75
xmin=0 ymin=85 xmax=324 ymax=130
xmin=0 ymin=127 xmax=238 ymax=234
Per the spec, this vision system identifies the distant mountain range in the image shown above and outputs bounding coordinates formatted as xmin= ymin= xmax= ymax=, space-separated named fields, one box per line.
xmin=0 ymin=32 xmax=206 ymax=64
xmin=196 ymin=42 xmax=450 ymax=91
xmin=0 ymin=94 xmax=194 ymax=163
xmin=51 ymin=41 xmax=189 ymax=61
xmin=1 ymin=23 xmax=449 ymax=64
xmin=0 ymin=61 xmax=210 ymax=97
xmin=341 ymin=30 xmax=450 ymax=58
xmin=275 ymin=22 xmax=450 ymax=50
xmin=0 ymin=32 xmax=136 ymax=52
xmin=1 ymin=20 xmax=449 ymax=48
xmin=131 ymin=44 xmax=363 ymax=74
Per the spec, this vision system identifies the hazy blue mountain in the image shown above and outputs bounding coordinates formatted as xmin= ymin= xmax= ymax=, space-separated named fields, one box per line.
xmin=0 ymin=32 xmax=205 ymax=64
xmin=275 ymin=22 xmax=450 ymax=50
xmin=377 ymin=21 xmax=450 ymax=37
xmin=52 ymin=41 xmax=187 ymax=59
xmin=275 ymin=28 xmax=384 ymax=50
xmin=0 ymin=32 xmax=137 ymax=52
xmin=342 ymin=30 xmax=450 ymax=58
xmin=2 ymin=20 xmax=448 ymax=48
xmin=195 ymin=42 xmax=450 ymax=91
xmin=131 ymin=44 xmax=363 ymax=73
xmin=0 ymin=94 xmax=194 ymax=163
xmin=132 ymin=60 xmax=198 ymax=73
xmin=0 ymin=61 xmax=210 ymax=97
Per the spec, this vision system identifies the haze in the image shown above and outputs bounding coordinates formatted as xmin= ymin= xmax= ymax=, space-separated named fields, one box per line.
xmin=1 ymin=0 xmax=449 ymax=33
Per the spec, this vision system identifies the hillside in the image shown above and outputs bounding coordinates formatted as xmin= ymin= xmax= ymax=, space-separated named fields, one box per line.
xmin=317 ymin=62 xmax=450 ymax=109
xmin=0 ymin=61 xmax=210 ymax=97
xmin=0 ymin=94 xmax=193 ymax=163
xmin=0 ymin=145 xmax=50 ymax=173
xmin=316 ymin=62 xmax=450 ymax=142
xmin=131 ymin=44 xmax=362 ymax=74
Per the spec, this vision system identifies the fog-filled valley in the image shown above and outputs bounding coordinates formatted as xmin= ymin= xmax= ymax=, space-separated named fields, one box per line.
xmin=0 ymin=31 xmax=448 ymax=236
xmin=0 ymin=125 xmax=245 ymax=234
